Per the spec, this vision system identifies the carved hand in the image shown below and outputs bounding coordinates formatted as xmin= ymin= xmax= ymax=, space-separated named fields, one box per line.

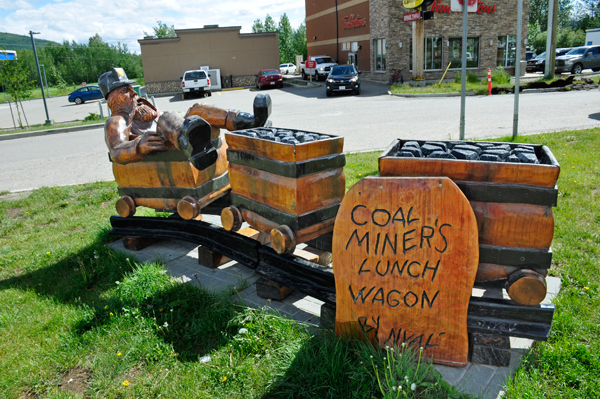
xmin=138 ymin=131 xmax=166 ymax=155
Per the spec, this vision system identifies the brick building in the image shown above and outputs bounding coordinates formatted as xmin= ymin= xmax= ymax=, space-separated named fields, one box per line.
xmin=305 ymin=0 xmax=529 ymax=81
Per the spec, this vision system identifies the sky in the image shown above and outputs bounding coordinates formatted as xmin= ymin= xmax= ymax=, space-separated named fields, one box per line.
xmin=0 ymin=0 xmax=306 ymax=53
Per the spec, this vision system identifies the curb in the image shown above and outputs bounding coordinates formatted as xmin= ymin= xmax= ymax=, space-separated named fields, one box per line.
xmin=389 ymin=92 xmax=477 ymax=97
xmin=0 ymin=123 xmax=105 ymax=142
xmin=289 ymin=81 xmax=321 ymax=89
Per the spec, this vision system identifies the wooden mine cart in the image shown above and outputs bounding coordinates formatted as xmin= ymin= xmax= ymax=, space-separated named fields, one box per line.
xmin=379 ymin=139 xmax=560 ymax=306
xmin=220 ymin=128 xmax=346 ymax=255
xmin=113 ymin=125 xmax=229 ymax=220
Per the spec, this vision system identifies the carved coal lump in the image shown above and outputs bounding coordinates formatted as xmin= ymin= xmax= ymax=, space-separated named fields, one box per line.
xmin=394 ymin=140 xmax=540 ymax=164
xmin=230 ymin=128 xmax=331 ymax=144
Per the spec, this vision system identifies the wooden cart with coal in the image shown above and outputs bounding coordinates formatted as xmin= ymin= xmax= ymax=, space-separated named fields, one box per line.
xmin=220 ymin=128 xmax=346 ymax=255
xmin=111 ymin=95 xmax=272 ymax=222
xmin=378 ymin=139 xmax=560 ymax=307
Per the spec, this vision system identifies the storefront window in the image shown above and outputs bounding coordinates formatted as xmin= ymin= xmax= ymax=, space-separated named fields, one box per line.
xmin=409 ymin=37 xmax=443 ymax=70
xmin=448 ymin=37 xmax=480 ymax=68
xmin=497 ymin=35 xmax=517 ymax=67
xmin=374 ymin=39 xmax=386 ymax=71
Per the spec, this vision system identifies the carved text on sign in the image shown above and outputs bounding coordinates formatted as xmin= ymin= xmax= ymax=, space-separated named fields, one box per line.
xmin=333 ymin=177 xmax=479 ymax=366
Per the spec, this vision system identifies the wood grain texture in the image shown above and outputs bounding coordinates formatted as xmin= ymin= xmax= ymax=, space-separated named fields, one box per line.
xmin=333 ymin=177 xmax=479 ymax=367
xmin=470 ymin=201 xmax=554 ymax=249
xmin=506 ymin=269 xmax=547 ymax=306
xmin=113 ymin=142 xmax=229 ymax=188
xmin=224 ymin=133 xmax=344 ymax=163
xmin=379 ymin=154 xmax=560 ymax=188
xmin=116 ymin=196 xmax=136 ymax=217
xmin=228 ymin=163 xmax=345 ymax=215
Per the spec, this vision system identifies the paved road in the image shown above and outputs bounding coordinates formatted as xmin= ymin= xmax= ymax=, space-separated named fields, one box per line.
xmin=2 ymin=81 xmax=600 ymax=192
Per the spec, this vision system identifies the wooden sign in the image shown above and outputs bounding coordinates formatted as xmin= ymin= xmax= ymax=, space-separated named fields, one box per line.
xmin=333 ymin=177 xmax=478 ymax=366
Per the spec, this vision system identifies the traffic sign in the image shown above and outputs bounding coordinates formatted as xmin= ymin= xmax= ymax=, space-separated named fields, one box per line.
xmin=306 ymin=60 xmax=316 ymax=68
xmin=403 ymin=11 xmax=421 ymax=22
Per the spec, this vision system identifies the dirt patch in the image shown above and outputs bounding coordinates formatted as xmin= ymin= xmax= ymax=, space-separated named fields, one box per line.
xmin=59 ymin=367 xmax=92 ymax=395
xmin=18 ymin=390 xmax=38 ymax=399
xmin=101 ymin=201 xmax=112 ymax=208
xmin=6 ymin=207 xmax=24 ymax=217
xmin=65 ymin=227 xmax=85 ymax=235
xmin=0 ymin=191 xmax=32 ymax=202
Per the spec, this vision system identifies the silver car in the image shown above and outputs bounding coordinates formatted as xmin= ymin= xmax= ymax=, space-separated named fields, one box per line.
xmin=555 ymin=46 xmax=600 ymax=74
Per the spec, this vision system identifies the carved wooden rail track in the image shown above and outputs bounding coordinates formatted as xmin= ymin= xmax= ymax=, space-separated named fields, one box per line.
xmin=109 ymin=215 xmax=555 ymax=342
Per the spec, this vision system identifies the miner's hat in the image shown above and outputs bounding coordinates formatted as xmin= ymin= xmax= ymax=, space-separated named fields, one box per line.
xmin=98 ymin=67 xmax=136 ymax=99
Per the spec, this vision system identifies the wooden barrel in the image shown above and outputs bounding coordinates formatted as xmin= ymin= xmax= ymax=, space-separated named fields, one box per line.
xmin=379 ymin=139 xmax=560 ymax=305
xmin=112 ymin=133 xmax=230 ymax=218
xmin=223 ymin=129 xmax=345 ymax=254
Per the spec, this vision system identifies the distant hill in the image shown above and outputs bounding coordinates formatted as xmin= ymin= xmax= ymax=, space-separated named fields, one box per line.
xmin=0 ymin=32 xmax=59 ymax=52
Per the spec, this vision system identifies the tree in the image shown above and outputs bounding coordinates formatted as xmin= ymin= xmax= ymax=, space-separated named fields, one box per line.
xmin=529 ymin=0 xmax=573 ymax=30
xmin=264 ymin=15 xmax=277 ymax=32
xmin=0 ymin=57 xmax=32 ymax=128
xmin=252 ymin=19 xmax=265 ymax=33
xmin=145 ymin=20 xmax=176 ymax=39
xmin=278 ymin=13 xmax=294 ymax=63
xmin=292 ymin=23 xmax=308 ymax=61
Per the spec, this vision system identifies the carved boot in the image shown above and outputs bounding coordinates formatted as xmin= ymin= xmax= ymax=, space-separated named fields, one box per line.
xmin=180 ymin=116 xmax=218 ymax=171
xmin=157 ymin=111 xmax=217 ymax=171
xmin=234 ymin=93 xmax=272 ymax=130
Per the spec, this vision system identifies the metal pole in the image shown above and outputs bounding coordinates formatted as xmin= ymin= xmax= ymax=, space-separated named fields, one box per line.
xmin=544 ymin=0 xmax=556 ymax=79
xmin=29 ymin=31 xmax=51 ymax=124
xmin=513 ymin=0 xmax=523 ymax=139
xmin=40 ymin=64 xmax=50 ymax=98
xmin=459 ymin=0 xmax=468 ymax=140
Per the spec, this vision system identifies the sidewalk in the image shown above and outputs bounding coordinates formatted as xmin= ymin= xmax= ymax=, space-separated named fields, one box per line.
xmin=108 ymin=214 xmax=561 ymax=399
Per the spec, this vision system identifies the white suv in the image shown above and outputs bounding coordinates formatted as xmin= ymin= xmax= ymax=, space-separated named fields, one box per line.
xmin=181 ymin=70 xmax=211 ymax=99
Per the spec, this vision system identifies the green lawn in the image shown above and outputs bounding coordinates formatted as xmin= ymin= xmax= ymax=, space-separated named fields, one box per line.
xmin=0 ymin=129 xmax=598 ymax=398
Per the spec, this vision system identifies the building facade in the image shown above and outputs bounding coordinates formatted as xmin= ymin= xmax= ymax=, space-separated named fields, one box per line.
xmin=139 ymin=26 xmax=279 ymax=94
xmin=306 ymin=0 xmax=529 ymax=82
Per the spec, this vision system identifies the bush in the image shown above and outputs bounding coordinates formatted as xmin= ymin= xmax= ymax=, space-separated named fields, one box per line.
xmin=84 ymin=112 xmax=102 ymax=122
xmin=491 ymin=67 xmax=511 ymax=85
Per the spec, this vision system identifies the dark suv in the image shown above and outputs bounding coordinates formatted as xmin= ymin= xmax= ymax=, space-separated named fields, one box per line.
xmin=325 ymin=65 xmax=361 ymax=96
xmin=555 ymin=46 xmax=600 ymax=74
xmin=526 ymin=48 xmax=571 ymax=73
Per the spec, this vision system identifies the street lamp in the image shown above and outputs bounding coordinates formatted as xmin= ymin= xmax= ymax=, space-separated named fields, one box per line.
xmin=40 ymin=64 xmax=50 ymax=98
xmin=29 ymin=31 xmax=52 ymax=124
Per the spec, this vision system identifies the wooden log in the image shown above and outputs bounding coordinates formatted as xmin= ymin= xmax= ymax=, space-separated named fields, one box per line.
xmin=470 ymin=333 xmax=511 ymax=367
xmin=295 ymin=247 xmax=332 ymax=266
xmin=123 ymin=235 xmax=160 ymax=251
xmin=506 ymin=269 xmax=547 ymax=306
xmin=255 ymin=276 xmax=294 ymax=300
xmin=197 ymin=227 xmax=267 ymax=268
xmin=228 ymin=163 xmax=345 ymax=215
xmin=471 ymin=201 xmax=554 ymax=249
xmin=475 ymin=263 xmax=548 ymax=282
xmin=270 ymin=225 xmax=296 ymax=255
xmin=177 ymin=195 xmax=201 ymax=220
xmin=221 ymin=206 xmax=243 ymax=231
xmin=116 ymin=195 xmax=136 ymax=217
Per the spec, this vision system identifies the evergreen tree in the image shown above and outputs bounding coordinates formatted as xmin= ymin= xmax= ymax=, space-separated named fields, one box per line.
xmin=278 ymin=13 xmax=294 ymax=63
xmin=144 ymin=20 xmax=176 ymax=38
xmin=252 ymin=18 xmax=265 ymax=33
xmin=264 ymin=15 xmax=277 ymax=32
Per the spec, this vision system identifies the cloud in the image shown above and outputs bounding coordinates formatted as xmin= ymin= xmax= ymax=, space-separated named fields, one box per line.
xmin=0 ymin=0 xmax=306 ymax=53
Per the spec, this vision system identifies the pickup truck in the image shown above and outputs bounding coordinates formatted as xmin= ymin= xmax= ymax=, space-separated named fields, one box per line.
xmin=301 ymin=56 xmax=337 ymax=81
xmin=181 ymin=70 xmax=211 ymax=99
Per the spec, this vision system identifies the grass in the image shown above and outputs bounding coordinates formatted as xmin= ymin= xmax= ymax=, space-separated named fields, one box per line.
xmin=0 ymin=129 xmax=598 ymax=398
xmin=0 ymin=119 xmax=105 ymax=135
xmin=0 ymin=181 xmax=463 ymax=397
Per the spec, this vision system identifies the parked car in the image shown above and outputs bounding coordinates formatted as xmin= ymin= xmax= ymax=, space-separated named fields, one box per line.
xmin=181 ymin=70 xmax=211 ymax=99
xmin=255 ymin=69 xmax=283 ymax=90
xmin=555 ymin=45 xmax=600 ymax=74
xmin=526 ymin=51 xmax=537 ymax=61
xmin=526 ymin=48 xmax=571 ymax=73
xmin=279 ymin=63 xmax=297 ymax=75
xmin=301 ymin=55 xmax=337 ymax=81
xmin=68 ymin=85 xmax=103 ymax=104
xmin=325 ymin=65 xmax=361 ymax=96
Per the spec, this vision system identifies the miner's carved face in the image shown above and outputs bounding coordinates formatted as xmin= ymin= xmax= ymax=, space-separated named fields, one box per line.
xmin=107 ymin=85 xmax=137 ymax=116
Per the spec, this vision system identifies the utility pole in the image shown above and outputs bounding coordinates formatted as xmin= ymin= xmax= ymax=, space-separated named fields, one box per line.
xmin=512 ymin=0 xmax=524 ymax=139
xmin=459 ymin=0 xmax=468 ymax=140
xmin=412 ymin=19 xmax=425 ymax=79
xmin=544 ymin=0 xmax=558 ymax=79
xmin=30 ymin=30 xmax=52 ymax=125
